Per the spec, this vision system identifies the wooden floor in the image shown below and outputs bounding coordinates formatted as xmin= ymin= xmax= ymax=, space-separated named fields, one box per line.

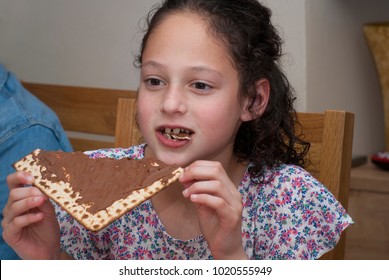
xmin=345 ymin=161 xmax=389 ymax=259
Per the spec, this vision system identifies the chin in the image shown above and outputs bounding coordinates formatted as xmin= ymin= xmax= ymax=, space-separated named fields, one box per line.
xmin=160 ymin=157 xmax=190 ymax=167
xmin=153 ymin=152 xmax=191 ymax=167
xmin=144 ymin=142 xmax=196 ymax=167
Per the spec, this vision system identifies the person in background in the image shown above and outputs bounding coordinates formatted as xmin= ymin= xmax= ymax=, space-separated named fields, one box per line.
xmin=0 ymin=64 xmax=73 ymax=259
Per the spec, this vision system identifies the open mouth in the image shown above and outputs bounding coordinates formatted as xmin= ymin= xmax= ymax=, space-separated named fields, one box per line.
xmin=159 ymin=127 xmax=193 ymax=141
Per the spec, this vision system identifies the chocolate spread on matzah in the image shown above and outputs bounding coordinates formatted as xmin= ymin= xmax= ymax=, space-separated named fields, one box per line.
xmin=32 ymin=150 xmax=179 ymax=214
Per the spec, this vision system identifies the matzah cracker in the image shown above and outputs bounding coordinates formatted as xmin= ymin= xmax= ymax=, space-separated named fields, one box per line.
xmin=13 ymin=149 xmax=183 ymax=231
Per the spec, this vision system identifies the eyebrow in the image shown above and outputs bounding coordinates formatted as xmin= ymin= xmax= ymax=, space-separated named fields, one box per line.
xmin=141 ymin=60 xmax=223 ymax=78
xmin=141 ymin=60 xmax=164 ymax=69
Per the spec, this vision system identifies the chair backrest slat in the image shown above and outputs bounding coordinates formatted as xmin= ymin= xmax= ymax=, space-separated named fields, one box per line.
xmin=297 ymin=110 xmax=354 ymax=259
xmin=23 ymin=82 xmax=137 ymax=151
xmin=115 ymin=97 xmax=142 ymax=148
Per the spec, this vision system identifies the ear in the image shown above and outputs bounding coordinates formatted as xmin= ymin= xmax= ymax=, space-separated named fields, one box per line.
xmin=240 ymin=78 xmax=270 ymax=122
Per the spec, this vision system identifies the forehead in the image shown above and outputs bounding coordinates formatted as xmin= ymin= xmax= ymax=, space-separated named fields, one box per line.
xmin=143 ymin=12 xmax=233 ymax=65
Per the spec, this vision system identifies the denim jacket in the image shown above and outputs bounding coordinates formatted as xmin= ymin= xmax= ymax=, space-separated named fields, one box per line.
xmin=0 ymin=64 xmax=73 ymax=259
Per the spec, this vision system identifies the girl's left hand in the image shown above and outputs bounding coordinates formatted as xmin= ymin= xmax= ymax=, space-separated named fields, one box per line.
xmin=179 ymin=160 xmax=248 ymax=260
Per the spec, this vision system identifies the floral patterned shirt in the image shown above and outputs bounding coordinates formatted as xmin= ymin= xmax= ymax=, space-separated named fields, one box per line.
xmin=55 ymin=144 xmax=353 ymax=259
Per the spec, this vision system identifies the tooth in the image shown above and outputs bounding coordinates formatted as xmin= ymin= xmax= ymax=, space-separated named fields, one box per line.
xmin=173 ymin=128 xmax=181 ymax=134
xmin=165 ymin=128 xmax=171 ymax=134
xmin=165 ymin=134 xmax=172 ymax=139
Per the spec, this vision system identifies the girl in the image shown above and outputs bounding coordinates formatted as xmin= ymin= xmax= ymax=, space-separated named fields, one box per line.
xmin=2 ymin=0 xmax=352 ymax=260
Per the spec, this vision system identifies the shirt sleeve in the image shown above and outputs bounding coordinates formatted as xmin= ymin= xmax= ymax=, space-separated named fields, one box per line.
xmin=254 ymin=165 xmax=353 ymax=259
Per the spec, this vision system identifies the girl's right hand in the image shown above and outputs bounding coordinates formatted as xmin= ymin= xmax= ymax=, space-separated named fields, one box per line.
xmin=2 ymin=171 xmax=61 ymax=259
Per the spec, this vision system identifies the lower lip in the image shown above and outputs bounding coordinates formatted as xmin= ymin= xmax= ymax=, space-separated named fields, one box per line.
xmin=156 ymin=132 xmax=191 ymax=148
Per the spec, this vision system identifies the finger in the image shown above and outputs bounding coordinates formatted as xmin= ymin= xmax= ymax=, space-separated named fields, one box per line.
xmin=2 ymin=210 xmax=45 ymax=246
xmin=3 ymin=210 xmax=45 ymax=233
xmin=8 ymin=186 xmax=45 ymax=204
xmin=182 ymin=180 xmax=221 ymax=198
xmin=180 ymin=161 xmax=226 ymax=183
xmin=190 ymin=193 xmax=224 ymax=207
xmin=190 ymin=193 xmax=242 ymax=221
xmin=3 ymin=187 xmax=45 ymax=222
xmin=184 ymin=184 xmax=242 ymax=212
xmin=186 ymin=184 xmax=242 ymax=210
xmin=7 ymin=171 xmax=35 ymax=190
xmin=3 ymin=195 xmax=47 ymax=225
xmin=189 ymin=191 xmax=243 ymax=222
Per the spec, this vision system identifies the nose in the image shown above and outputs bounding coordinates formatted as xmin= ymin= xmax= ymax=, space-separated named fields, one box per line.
xmin=160 ymin=86 xmax=187 ymax=115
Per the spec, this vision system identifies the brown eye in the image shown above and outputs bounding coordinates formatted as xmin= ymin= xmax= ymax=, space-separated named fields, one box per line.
xmin=194 ymin=82 xmax=208 ymax=90
xmin=192 ymin=82 xmax=212 ymax=92
xmin=147 ymin=78 xmax=162 ymax=86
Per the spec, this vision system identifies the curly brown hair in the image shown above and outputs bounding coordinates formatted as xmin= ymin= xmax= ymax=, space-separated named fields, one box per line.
xmin=135 ymin=0 xmax=310 ymax=180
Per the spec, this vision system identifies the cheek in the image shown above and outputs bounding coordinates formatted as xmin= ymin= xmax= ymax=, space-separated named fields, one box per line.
xmin=197 ymin=103 xmax=241 ymax=138
xmin=136 ymin=97 xmax=155 ymax=135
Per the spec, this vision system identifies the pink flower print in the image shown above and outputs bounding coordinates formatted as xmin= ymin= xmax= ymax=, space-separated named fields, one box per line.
xmin=146 ymin=215 xmax=158 ymax=227
xmin=124 ymin=234 xmax=135 ymax=246
xmin=264 ymin=223 xmax=277 ymax=239
xmin=320 ymin=224 xmax=330 ymax=234
xmin=243 ymin=192 xmax=255 ymax=207
xmin=110 ymin=225 xmax=121 ymax=242
xmin=307 ymin=239 xmax=317 ymax=251
xmin=280 ymin=229 xmax=298 ymax=245
xmin=268 ymin=243 xmax=281 ymax=258
xmin=70 ymin=226 xmax=82 ymax=243
xmin=137 ymin=227 xmax=151 ymax=243
xmin=291 ymin=177 xmax=304 ymax=189
xmin=302 ymin=209 xmax=314 ymax=221
xmin=242 ymin=231 xmax=251 ymax=239
xmin=279 ymin=175 xmax=290 ymax=183
xmin=323 ymin=211 xmax=335 ymax=223
xmin=133 ymin=247 xmax=152 ymax=259
xmin=275 ymin=189 xmax=293 ymax=206
xmin=117 ymin=245 xmax=130 ymax=257
xmin=298 ymin=250 xmax=310 ymax=259
xmin=101 ymin=232 xmax=111 ymax=244
xmin=276 ymin=213 xmax=289 ymax=223
xmin=89 ymin=234 xmax=100 ymax=244
xmin=165 ymin=250 xmax=176 ymax=259
xmin=308 ymin=215 xmax=320 ymax=228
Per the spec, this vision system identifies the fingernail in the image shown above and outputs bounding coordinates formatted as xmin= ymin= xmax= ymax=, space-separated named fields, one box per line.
xmin=25 ymin=173 xmax=34 ymax=182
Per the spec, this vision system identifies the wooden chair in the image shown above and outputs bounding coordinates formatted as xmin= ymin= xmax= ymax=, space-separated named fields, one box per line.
xmin=22 ymin=82 xmax=138 ymax=151
xmin=114 ymin=97 xmax=142 ymax=148
xmin=295 ymin=110 xmax=354 ymax=260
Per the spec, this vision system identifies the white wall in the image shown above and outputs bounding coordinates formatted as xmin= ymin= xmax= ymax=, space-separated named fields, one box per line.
xmin=306 ymin=0 xmax=389 ymax=156
xmin=0 ymin=0 xmax=306 ymax=97
xmin=1 ymin=0 xmax=388 ymax=156
xmin=263 ymin=0 xmax=307 ymax=110
xmin=0 ymin=0 xmax=157 ymax=89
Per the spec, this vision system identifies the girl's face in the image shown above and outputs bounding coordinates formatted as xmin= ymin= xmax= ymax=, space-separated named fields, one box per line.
xmin=137 ymin=12 xmax=252 ymax=167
